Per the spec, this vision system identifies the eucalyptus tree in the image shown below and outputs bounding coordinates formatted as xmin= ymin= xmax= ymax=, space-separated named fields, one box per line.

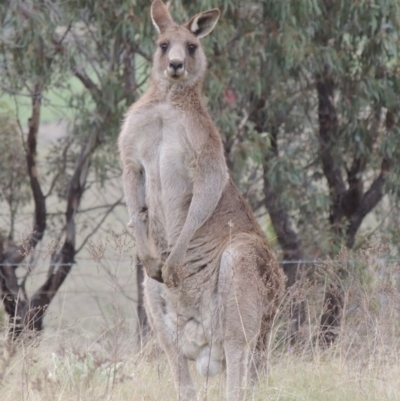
xmin=258 ymin=0 xmax=400 ymax=340
xmin=0 ymin=0 xmax=154 ymax=336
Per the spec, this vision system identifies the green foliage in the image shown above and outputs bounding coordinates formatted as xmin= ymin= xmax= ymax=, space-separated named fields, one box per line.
xmin=0 ymin=0 xmax=399 ymax=257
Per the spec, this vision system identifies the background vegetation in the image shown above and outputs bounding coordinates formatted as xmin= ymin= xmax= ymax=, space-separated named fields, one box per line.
xmin=0 ymin=0 xmax=400 ymax=398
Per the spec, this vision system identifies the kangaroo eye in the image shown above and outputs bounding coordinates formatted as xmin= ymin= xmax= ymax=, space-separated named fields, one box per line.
xmin=160 ymin=43 xmax=168 ymax=53
xmin=188 ymin=44 xmax=197 ymax=55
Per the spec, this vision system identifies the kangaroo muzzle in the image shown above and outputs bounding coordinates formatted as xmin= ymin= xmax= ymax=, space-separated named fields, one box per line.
xmin=165 ymin=45 xmax=187 ymax=80
xmin=167 ymin=58 xmax=184 ymax=78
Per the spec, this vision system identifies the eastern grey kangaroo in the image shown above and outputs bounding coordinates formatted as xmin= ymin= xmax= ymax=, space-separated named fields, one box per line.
xmin=118 ymin=1 xmax=285 ymax=400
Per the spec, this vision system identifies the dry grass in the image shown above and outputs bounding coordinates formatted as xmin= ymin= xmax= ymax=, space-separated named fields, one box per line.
xmin=1 ymin=241 xmax=400 ymax=401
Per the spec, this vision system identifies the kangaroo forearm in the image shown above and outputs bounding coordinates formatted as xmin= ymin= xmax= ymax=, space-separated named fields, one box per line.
xmin=171 ymin=179 xmax=226 ymax=262
xmin=129 ymin=218 xmax=153 ymax=257
xmin=122 ymin=168 xmax=156 ymax=259
xmin=123 ymin=169 xmax=145 ymax=215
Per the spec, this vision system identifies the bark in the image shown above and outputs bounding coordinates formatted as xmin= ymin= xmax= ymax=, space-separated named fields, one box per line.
xmin=0 ymin=84 xmax=47 ymax=337
xmin=316 ymin=77 xmax=391 ymax=247
xmin=316 ymin=77 xmax=346 ymax=229
xmin=0 ymin=76 xmax=101 ymax=337
xmin=345 ymin=108 xmax=394 ymax=247
xmin=316 ymin=76 xmax=392 ymax=344
xmin=263 ymin=168 xmax=305 ymax=343
xmin=316 ymin=75 xmax=345 ymax=345
xmin=260 ymin=124 xmax=306 ymax=343
xmin=27 ymin=86 xmax=47 ymax=247
xmin=262 ymin=127 xmax=303 ymax=286
xmin=346 ymin=158 xmax=390 ymax=248
xmin=20 ymin=130 xmax=99 ymax=334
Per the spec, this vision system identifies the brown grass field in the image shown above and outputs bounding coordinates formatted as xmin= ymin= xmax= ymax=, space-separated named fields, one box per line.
xmin=1 ymin=240 xmax=400 ymax=401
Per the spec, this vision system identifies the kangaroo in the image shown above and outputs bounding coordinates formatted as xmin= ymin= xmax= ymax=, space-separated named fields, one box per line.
xmin=118 ymin=1 xmax=285 ymax=400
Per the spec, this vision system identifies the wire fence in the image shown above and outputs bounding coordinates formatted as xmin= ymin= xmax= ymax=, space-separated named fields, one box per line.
xmin=1 ymin=258 xmax=400 ymax=268
xmin=0 ymin=258 xmax=399 ymax=305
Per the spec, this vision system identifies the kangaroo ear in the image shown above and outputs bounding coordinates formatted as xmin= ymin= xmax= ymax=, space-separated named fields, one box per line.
xmin=151 ymin=0 xmax=174 ymax=34
xmin=185 ymin=9 xmax=220 ymax=39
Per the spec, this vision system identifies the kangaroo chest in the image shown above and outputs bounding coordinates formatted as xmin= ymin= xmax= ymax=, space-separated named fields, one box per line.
xmin=137 ymin=103 xmax=194 ymax=248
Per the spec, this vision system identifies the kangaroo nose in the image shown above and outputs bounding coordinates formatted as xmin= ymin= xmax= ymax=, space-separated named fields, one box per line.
xmin=169 ymin=59 xmax=183 ymax=72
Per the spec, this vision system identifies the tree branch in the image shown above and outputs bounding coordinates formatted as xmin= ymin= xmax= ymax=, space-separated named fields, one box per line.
xmin=346 ymin=158 xmax=390 ymax=248
xmin=134 ymin=46 xmax=152 ymax=63
xmin=21 ymin=131 xmax=102 ymax=331
xmin=76 ymin=197 xmax=123 ymax=254
xmin=73 ymin=68 xmax=101 ymax=101
xmin=345 ymin=108 xmax=395 ymax=248
xmin=342 ymin=107 xmax=383 ymax=220
xmin=0 ymin=82 xmax=47 ymax=336
xmin=45 ymin=137 xmax=72 ymax=198
xmin=26 ymin=83 xmax=47 ymax=248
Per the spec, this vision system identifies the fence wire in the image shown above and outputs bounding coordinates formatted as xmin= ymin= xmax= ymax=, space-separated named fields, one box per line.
xmin=1 ymin=258 xmax=400 ymax=268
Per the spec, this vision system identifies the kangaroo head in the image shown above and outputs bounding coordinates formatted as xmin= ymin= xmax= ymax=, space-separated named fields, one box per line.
xmin=150 ymin=0 xmax=220 ymax=87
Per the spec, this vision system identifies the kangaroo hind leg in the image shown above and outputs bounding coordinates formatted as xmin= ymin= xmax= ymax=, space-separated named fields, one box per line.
xmin=218 ymin=242 xmax=266 ymax=401
xmin=144 ymin=279 xmax=196 ymax=401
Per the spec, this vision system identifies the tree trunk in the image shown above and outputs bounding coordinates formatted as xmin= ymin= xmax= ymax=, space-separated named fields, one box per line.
xmin=0 ymin=84 xmax=47 ymax=338
xmin=0 ymin=128 xmax=99 ymax=338
xmin=316 ymin=77 xmax=392 ymax=345
xmin=262 ymin=128 xmax=305 ymax=343
xmin=316 ymin=74 xmax=344 ymax=345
